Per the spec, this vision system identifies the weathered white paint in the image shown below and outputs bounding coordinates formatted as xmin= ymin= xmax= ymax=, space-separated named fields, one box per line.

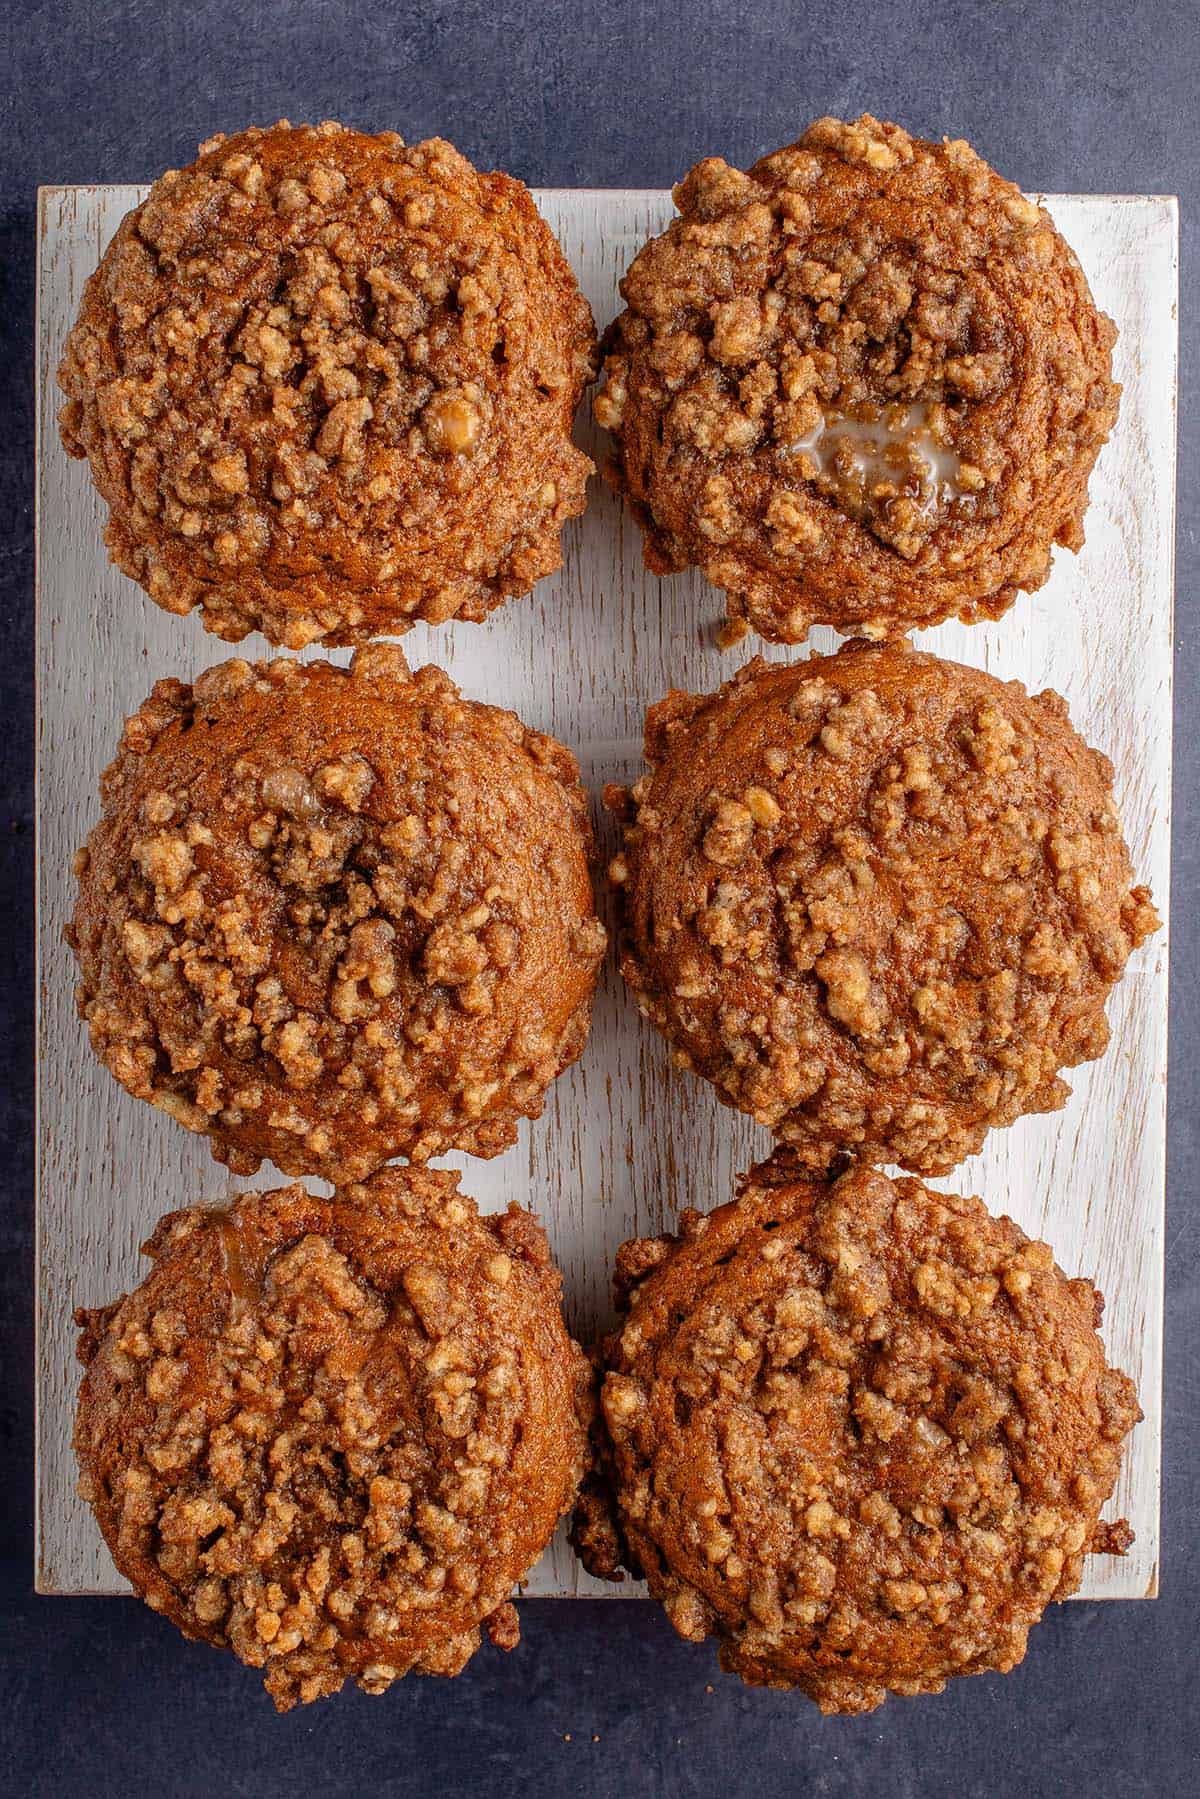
xmin=36 ymin=186 xmax=1176 ymax=1603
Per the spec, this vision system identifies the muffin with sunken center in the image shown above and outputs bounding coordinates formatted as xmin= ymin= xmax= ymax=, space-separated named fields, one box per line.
xmin=58 ymin=120 xmax=596 ymax=647
xmin=573 ymin=1154 xmax=1141 ymax=1713
xmin=69 ymin=645 xmax=606 ymax=1179
xmin=609 ymin=639 xmax=1158 ymax=1175
xmin=595 ymin=115 xmax=1119 ymax=647
xmin=76 ymin=1169 xmax=589 ymax=1710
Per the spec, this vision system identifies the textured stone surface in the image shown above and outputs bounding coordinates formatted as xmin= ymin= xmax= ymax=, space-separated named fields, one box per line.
xmin=1 ymin=1 xmax=1197 ymax=1794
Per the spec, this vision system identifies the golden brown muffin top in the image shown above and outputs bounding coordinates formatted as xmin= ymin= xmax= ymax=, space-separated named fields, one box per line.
xmin=70 ymin=646 xmax=605 ymax=1180
xmin=596 ymin=115 xmax=1119 ymax=645
xmin=610 ymin=640 xmax=1158 ymax=1175
xmin=574 ymin=1157 xmax=1140 ymax=1713
xmin=58 ymin=120 xmax=596 ymax=646
xmin=76 ymin=1170 xmax=589 ymax=1710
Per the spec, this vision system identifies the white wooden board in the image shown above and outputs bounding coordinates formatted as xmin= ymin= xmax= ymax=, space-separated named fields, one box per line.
xmin=36 ymin=186 xmax=1176 ymax=1603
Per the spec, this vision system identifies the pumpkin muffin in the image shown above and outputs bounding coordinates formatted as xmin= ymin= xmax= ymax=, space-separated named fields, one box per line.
xmin=609 ymin=640 xmax=1158 ymax=1175
xmin=595 ymin=115 xmax=1119 ymax=646
xmin=58 ymin=120 xmax=596 ymax=647
xmin=69 ymin=645 xmax=606 ymax=1179
xmin=75 ymin=1169 xmax=589 ymax=1710
xmin=573 ymin=1155 xmax=1141 ymax=1713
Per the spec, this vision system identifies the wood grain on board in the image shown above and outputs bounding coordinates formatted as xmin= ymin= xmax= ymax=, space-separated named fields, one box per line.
xmin=36 ymin=186 xmax=1176 ymax=1600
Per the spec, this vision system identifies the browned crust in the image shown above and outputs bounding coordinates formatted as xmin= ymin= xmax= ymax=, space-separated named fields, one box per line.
xmin=74 ymin=1169 xmax=591 ymax=1709
xmin=596 ymin=115 xmax=1119 ymax=645
xmin=610 ymin=639 xmax=1158 ymax=1175
xmin=68 ymin=645 xmax=606 ymax=1180
xmin=58 ymin=121 xmax=597 ymax=647
xmin=574 ymin=1156 xmax=1141 ymax=1713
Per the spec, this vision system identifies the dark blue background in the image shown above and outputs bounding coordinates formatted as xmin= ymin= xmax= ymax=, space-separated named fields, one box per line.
xmin=2 ymin=4 xmax=1196 ymax=1794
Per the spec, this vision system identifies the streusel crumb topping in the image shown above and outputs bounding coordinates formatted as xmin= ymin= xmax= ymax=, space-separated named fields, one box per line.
xmin=69 ymin=647 xmax=605 ymax=1180
xmin=573 ymin=1157 xmax=1140 ymax=1713
xmin=76 ymin=1172 xmax=589 ymax=1709
xmin=597 ymin=115 xmax=1119 ymax=644
xmin=610 ymin=640 xmax=1157 ymax=1174
xmin=58 ymin=121 xmax=596 ymax=646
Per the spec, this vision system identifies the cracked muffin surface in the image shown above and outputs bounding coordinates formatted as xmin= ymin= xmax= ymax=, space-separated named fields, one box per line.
xmin=58 ymin=120 xmax=596 ymax=647
xmin=69 ymin=645 xmax=606 ymax=1179
xmin=596 ymin=114 xmax=1119 ymax=646
xmin=572 ymin=1156 xmax=1141 ymax=1713
xmin=75 ymin=1170 xmax=589 ymax=1710
xmin=609 ymin=640 xmax=1158 ymax=1175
